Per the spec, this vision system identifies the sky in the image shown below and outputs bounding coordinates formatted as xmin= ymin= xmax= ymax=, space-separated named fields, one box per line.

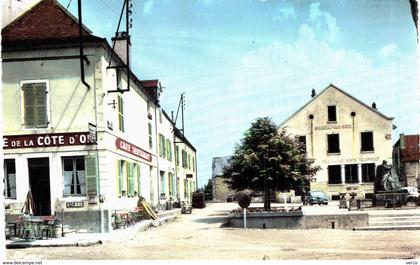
xmin=59 ymin=0 xmax=419 ymax=188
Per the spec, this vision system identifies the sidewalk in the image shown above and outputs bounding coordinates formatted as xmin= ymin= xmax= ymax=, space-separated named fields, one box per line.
xmin=6 ymin=209 xmax=181 ymax=249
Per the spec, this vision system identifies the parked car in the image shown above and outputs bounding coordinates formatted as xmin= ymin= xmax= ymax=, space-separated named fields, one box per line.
xmin=399 ymin=187 xmax=419 ymax=202
xmin=307 ymin=191 xmax=329 ymax=205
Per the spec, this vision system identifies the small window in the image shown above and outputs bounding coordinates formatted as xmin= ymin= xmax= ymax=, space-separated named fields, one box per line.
xmin=175 ymin=146 xmax=180 ymax=166
xmin=4 ymin=159 xmax=16 ymax=199
xmin=22 ymin=81 xmax=49 ymax=128
xmin=327 ymin=134 xmax=340 ymax=154
xmin=328 ymin=105 xmax=337 ymax=122
xmin=362 ymin=163 xmax=375 ymax=182
xmin=160 ymin=171 xmax=166 ymax=197
xmin=148 ymin=123 xmax=153 ymax=149
xmin=117 ymin=95 xmax=125 ymax=132
xmin=328 ymin=165 xmax=341 ymax=184
xmin=63 ymin=157 xmax=86 ymax=196
xmin=296 ymin=136 xmax=306 ymax=153
xmin=345 ymin=164 xmax=358 ymax=184
xmin=361 ymin=132 xmax=374 ymax=152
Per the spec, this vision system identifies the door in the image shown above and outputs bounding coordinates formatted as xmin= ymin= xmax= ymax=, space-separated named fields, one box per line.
xmin=28 ymin=158 xmax=51 ymax=216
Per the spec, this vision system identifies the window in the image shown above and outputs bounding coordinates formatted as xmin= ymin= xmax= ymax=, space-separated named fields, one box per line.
xmin=127 ymin=163 xmax=135 ymax=197
xmin=362 ymin=163 xmax=375 ymax=182
xmin=118 ymin=95 xmax=125 ymax=132
xmin=345 ymin=164 xmax=358 ymax=184
xmin=117 ymin=160 xmax=126 ymax=196
xmin=175 ymin=146 xmax=180 ymax=166
xmin=187 ymin=154 xmax=191 ymax=170
xmin=168 ymin=173 xmax=173 ymax=196
xmin=361 ymin=132 xmax=374 ymax=152
xmin=328 ymin=105 xmax=337 ymax=122
xmin=192 ymin=157 xmax=195 ymax=171
xmin=148 ymin=123 xmax=153 ymax=149
xmin=296 ymin=136 xmax=306 ymax=153
xmin=182 ymin=150 xmax=187 ymax=169
xmin=4 ymin=159 xmax=16 ymax=199
xmin=328 ymin=165 xmax=341 ymax=184
xmin=327 ymin=134 xmax=340 ymax=154
xmin=63 ymin=157 xmax=86 ymax=196
xmin=160 ymin=171 xmax=166 ymax=198
xmin=22 ymin=81 xmax=48 ymax=128
xmin=166 ymin=139 xmax=172 ymax=161
xmin=159 ymin=134 xmax=166 ymax=158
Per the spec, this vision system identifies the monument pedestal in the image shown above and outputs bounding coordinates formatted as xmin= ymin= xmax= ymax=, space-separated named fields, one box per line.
xmin=339 ymin=193 xmax=347 ymax=209
xmin=373 ymin=190 xmax=407 ymax=207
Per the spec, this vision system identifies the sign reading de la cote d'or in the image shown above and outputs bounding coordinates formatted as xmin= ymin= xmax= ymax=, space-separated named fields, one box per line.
xmin=3 ymin=132 xmax=93 ymax=149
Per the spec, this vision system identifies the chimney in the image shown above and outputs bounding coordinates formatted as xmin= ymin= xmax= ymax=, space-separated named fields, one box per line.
xmin=372 ymin=102 xmax=377 ymax=110
xmin=311 ymin=89 xmax=316 ymax=98
xmin=111 ymin=31 xmax=130 ymax=65
xmin=400 ymin=134 xmax=405 ymax=149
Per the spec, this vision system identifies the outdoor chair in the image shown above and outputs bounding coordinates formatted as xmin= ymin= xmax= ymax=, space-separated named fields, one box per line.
xmin=39 ymin=220 xmax=55 ymax=239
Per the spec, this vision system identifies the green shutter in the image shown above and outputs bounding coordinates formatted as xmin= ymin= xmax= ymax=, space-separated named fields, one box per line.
xmin=136 ymin=164 xmax=141 ymax=194
xmin=85 ymin=155 xmax=98 ymax=197
xmin=34 ymin=84 xmax=47 ymax=127
xmin=175 ymin=146 xmax=179 ymax=166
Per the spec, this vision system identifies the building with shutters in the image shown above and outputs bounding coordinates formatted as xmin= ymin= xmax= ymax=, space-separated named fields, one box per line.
xmin=2 ymin=0 xmax=197 ymax=233
xmin=280 ymin=84 xmax=394 ymax=199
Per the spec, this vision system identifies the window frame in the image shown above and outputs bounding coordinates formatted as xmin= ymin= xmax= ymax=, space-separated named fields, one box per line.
xmin=361 ymin=131 xmax=374 ymax=152
xmin=20 ymin=79 xmax=50 ymax=129
xmin=62 ymin=156 xmax=87 ymax=197
xmin=328 ymin=165 xmax=341 ymax=184
xmin=327 ymin=105 xmax=337 ymax=123
xmin=4 ymin=159 xmax=17 ymax=199
xmin=117 ymin=95 xmax=125 ymax=132
xmin=327 ymin=133 xmax=340 ymax=154
xmin=344 ymin=164 xmax=358 ymax=184
xmin=362 ymin=163 xmax=375 ymax=183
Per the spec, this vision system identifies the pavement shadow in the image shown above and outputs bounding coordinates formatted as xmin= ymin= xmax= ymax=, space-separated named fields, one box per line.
xmin=193 ymin=217 xmax=228 ymax=224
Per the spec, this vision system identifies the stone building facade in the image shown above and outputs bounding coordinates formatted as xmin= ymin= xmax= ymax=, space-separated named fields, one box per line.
xmin=281 ymin=84 xmax=394 ymax=199
xmin=211 ymin=156 xmax=233 ymax=201
xmin=393 ymin=134 xmax=420 ymax=189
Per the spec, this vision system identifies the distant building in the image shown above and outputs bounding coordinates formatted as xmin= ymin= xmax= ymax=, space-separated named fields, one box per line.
xmin=281 ymin=84 xmax=394 ymax=199
xmin=393 ymin=134 xmax=420 ymax=189
xmin=211 ymin=156 xmax=233 ymax=201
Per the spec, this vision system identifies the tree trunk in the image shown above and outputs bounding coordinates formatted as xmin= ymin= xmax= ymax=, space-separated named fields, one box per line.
xmin=264 ymin=188 xmax=271 ymax=210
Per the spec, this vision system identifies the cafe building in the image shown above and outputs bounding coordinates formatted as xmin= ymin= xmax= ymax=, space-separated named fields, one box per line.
xmin=280 ymin=84 xmax=394 ymax=199
xmin=2 ymin=0 xmax=197 ymax=233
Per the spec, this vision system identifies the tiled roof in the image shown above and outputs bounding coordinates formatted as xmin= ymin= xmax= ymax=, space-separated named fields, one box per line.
xmin=1 ymin=0 xmax=91 ymax=43
xmin=142 ymin=80 xmax=159 ymax=88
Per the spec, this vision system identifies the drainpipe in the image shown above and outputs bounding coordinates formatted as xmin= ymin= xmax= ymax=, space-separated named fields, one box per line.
xmin=154 ymin=106 xmax=160 ymax=206
xmin=77 ymin=0 xmax=90 ymax=89
xmin=93 ymin=55 xmax=102 ymax=233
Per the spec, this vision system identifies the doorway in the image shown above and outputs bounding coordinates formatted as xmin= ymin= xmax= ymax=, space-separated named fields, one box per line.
xmin=28 ymin=157 xmax=51 ymax=216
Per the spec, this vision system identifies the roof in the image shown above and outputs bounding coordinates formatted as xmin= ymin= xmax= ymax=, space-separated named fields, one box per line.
xmin=1 ymin=0 xmax=161 ymax=107
xmin=398 ymin=135 xmax=420 ymax=162
xmin=1 ymin=0 xmax=91 ymax=43
xmin=141 ymin=79 xmax=161 ymax=103
xmin=280 ymin=84 xmax=394 ymax=126
xmin=174 ymin=127 xmax=196 ymax=152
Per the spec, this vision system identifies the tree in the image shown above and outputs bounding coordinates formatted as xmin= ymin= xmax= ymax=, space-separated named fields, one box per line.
xmin=222 ymin=117 xmax=320 ymax=210
xmin=203 ymin=178 xmax=213 ymax=200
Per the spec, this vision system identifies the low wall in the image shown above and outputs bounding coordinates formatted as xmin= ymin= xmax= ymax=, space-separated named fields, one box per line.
xmin=228 ymin=211 xmax=368 ymax=230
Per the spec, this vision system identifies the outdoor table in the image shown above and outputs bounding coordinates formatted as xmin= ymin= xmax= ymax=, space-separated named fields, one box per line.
xmin=20 ymin=216 xmax=45 ymax=240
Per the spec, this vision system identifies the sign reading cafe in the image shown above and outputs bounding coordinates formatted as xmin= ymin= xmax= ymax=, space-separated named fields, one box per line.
xmin=3 ymin=132 xmax=93 ymax=149
xmin=115 ymin=137 xmax=152 ymax=162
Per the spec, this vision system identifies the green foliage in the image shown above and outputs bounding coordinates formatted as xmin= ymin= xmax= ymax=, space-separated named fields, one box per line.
xmin=222 ymin=117 xmax=320 ymax=208
xmin=203 ymin=178 xmax=213 ymax=200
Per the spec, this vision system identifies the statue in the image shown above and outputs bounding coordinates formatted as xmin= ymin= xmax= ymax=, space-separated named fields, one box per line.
xmin=375 ymin=160 xmax=401 ymax=192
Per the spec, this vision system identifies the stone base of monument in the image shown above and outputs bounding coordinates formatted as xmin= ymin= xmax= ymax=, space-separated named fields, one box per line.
xmin=373 ymin=191 xmax=408 ymax=207
xmin=339 ymin=193 xmax=347 ymax=209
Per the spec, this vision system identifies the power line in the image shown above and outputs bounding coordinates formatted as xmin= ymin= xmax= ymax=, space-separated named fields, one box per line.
xmin=66 ymin=0 xmax=73 ymax=10
xmin=98 ymin=0 xmax=120 ymax=16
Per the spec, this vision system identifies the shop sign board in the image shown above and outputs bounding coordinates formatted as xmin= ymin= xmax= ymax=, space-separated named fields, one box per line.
xmin=3 ymin=132 xmax=93 ymax=149
xmin=115 ymin=137 xmax=152 ymax=162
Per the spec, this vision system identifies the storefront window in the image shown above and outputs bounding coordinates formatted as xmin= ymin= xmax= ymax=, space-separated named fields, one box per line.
xmin=63 ymin=157 xmax=86 ymax=196
xmin=4 ymin=159 xmax=16 ymax=199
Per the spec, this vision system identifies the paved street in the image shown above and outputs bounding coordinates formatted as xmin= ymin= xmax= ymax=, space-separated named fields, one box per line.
xmin=7 ymin=202 xmax=420 ymax=260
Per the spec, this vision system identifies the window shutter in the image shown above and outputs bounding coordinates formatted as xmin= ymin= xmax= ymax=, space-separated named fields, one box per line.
xmin=116 ymin=160 xmax=121 ymax=196
xmin=23 ymin=84 xmax=35 ymax=127
xmin=129 ymin=163 xmax=135 ymax=196
xmin=85 ymin=155 xmax=98 ymax=197
xmin=35 ymin=83 xmax=48 ymax=127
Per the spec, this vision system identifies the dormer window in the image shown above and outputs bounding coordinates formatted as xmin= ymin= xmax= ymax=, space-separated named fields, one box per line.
xmin=328 ymin=105 xmax=337 ymax=122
